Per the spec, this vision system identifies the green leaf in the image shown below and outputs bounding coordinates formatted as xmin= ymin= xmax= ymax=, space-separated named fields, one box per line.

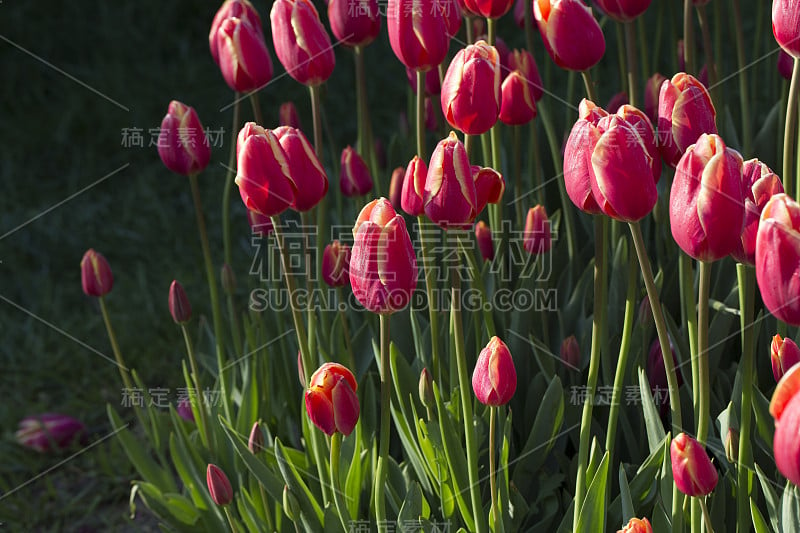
xmin=220 ymin=421 xmax=284 ymax=504
xmin=398 ymin=481 xmax=431 ymax=528
xmin=782 ymin=481 xmax=800 ymax=533
xmin=756 ymin=463 xmax=780 ymax=531
xmin=618 ymin=465 xmax=634 ymax=524
xmin=751 ymin=498 xmax=771 ymax=533
xmin=575 ymin=451 xmax=609 ymax=533
xmin=638 ymin=368 xmax=666 ymax=452
xmin=344 ymin=426 xmax=364 ymax=519
xmin=274 ymin=438 xmax=325 ymax=527
xmin=161 ymin=492 xmax=201 ymax=525
xmin=513 ymin=375 xmax=564 ymax=483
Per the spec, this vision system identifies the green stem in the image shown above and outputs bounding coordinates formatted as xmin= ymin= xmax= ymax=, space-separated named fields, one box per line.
xmin=530 ymin=121 xmax=543 ymax=205
xmin=574 ymin=216 xmax=606 ymax=530
xmin=684 ymin=0 xmax=695 ymax=75
xmin=514 ymin=125 xmax=523 ymax=228
xmin=417 ymin=71 xmax=426 ymax=160
xmin=624 ymin=22 xmax=639 ymax=108
xmin=696 ymin=261 xmax=711 ymax=445
xmin=336 ymin=286 xmax=356 ymax=371
xmin=489 ymin=406 xmax=503 ymax=532
xmin=698 ymin=497 xmax=715 ymax=533
xmin=249 ymin=93 xmax=263 ymax=125
xmin=680 ymin=253 xmax=699 ymax=423
xmin=224 ymin=507 xmax=240 ymax=533
xmin=696 ymin=5 xmax=718 ymax=107
xmin=731 ymin=0 xmax=752 ymax=156
xmin=418 ymin=216 xmax=442 ymax=384
xmin=330 ymin=432 xmax=351 ymax=532
xmin=580 ymin=70 xmax=598 ymax=103
xmin=301 ymin=211 xmax=319 ymax=385
xmin=309 ymin=85 xmax=324 ymax=159
xmin=376 ymin=314 xmax=392 ymax=532
xmin=188 ymin=173 xmax=230 ymax=420
xmin=458 ymin=233 xmax=496 ymax=338
xmin=225 ymin=284 xmax=243 ymax=358
xmin=629 ymin=221 xmax=683 ymax=531
xmin=451 ymin=241 xmax=488 ymax=533
xmin=180 ymin=324 xmax=211 ymax=448
xmin=638 ymin=16 xmax=650 ymax=82
xmin=523 ymin=0 xmax=535 ymax=59
xmin=487 ymin=16 xmax=496 ymax=47
xmin=258 ymin=484 xmax=275 ymax=532
xmin=222 ymin=96 xmax=241 ymax=268
xmin=736 ymin=264 xmax=755 ymax=533
xmin=616 ymin=23 xmax=627 ymax=94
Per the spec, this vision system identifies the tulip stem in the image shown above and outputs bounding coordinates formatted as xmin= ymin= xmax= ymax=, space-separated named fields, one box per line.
xmin=624 ymin=21 xmax=638 ymax=108
xmin=180 ymin=324 xmax=211 ymax=449
xmin=222 ymin=93 xmax=243 ymax=359
xmin=301 ymin=211 xmax=319 ymax=387
xmin=513 ymin=125 xmax=523 ymax=228
xmin=188 ymin=173 xmax=230 ymax=420
xmin=249 ymin=93 xmax=263 ymax=125
xmin=458 ymin=233 xmax=496 ymax=338
xmin=580 ymin=70 xmax=598 ymax=104
xmin=418 ymin=216 xmax=442 ymax=383
xmin=629 ymin=221 xmax=684 ymax=530
xmin=417 ymin=71 xmax=427 ymax=160
xmin=355 ymin=45 xmax=379 ymax=197
xmin=489 ymin=406 xmax=503 ymax=532
xmin=784 ymin=60 xmax=800 ymax=198
xmin=679 ymin=253 xmax=700 ymax=423
xmin=736 ymin=263 xmax=756 ymax=533
xmin=731 ymin=0 xmax=752 ymax=156
xmin=330 ymin=432 xmax=351 ymax=532
xmin=698 ymin=497 xmax=715 ymax=533
xmin=336 ymin=286 xmax=356 ymax=372
xmin=375 ymin=314 xmax=392 ymax=533
xmin=696 ymin=260 xmax=711 ymax=445
xmin=574 ymin=216 xmax=607 ymax=531
xmin=224 ymin=507 xmax=240 ymax=533
xmin=683 ymin=0 xmax=695 ymax=75
xmin=309 ymin=85 xmax=324 ymax=159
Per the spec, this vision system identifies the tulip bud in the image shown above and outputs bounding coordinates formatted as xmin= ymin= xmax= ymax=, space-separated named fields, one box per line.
xmin=440 ymin=41 xmax=501 ymax=135
xmin=756 ymin=194 xmax=800 ymax=325
xmin=724 ymin=429 xmax=739 ymax=464
xmin=606 ymin=92 xmax=628 ymax=113
xmin=168 ymin=280 xmax=192 ymax=323
xmin=419 ymin=367 xmax=434 ymax=409
xmin=424 ymin=132 xmax=478 ymax=229
xmin=387 ymin=0 xmax=449 ymax=72
xmin=305 ymin=362 xmax=360 ymax=436
xmin=221 ymin=264 xmax=236 ymax=295
xmin=274 ymin=126 xmax=328 ymax=211
xmin=772 ymin=335 xmax=800 ymax=382
xmin=235 ymin=125 xmax=297 ymax=216
xmin=644 ymin=73 xmax=667 ymax=123
xmin=731 ymin=159 xmax=784 ymax=265
xmin=322 ymin=240 xmax=351 ymax=288
xmin=534 ymin=0 xmax=606 ymax=72
xmin=216 ymin=17 xmax=274 ymax=92
xmin=472 ymin=336 xmax=517 ymax=406
xmin=247 ymin=209 xmax=274 ymax=236
xmin=207 ymin=464 xmax=234 ymax=506
xmin=270 ymin=0 xmax=335 ymax=86
xmin=248 ymin=421 xmax=265 ymax=454
xmin=773 ymin=0 xmax=800 ymax=58
xmin=329 ymin=0 xmax=381 ymax=48
xmin=350 ymin=199 xmax=418 ymax=314
xmin=670 ymin=134 xmax=745 ymax=262
xmin=157 ymin=101 xmax=211 ymax=176
xmin=407 ymin=67 xmax=442 ymax=95
xmin=524 ymin=205 xmax=552 ymax=255
xmin=779 ymin=49 xmax=795 ymax=80
xmin=617 ymin=517 xmax=653 ymax=533
xmin=513 ymin=0 xmax=526 ymax=27
xmin=563 ymin=100 xmax=606 ymax=215
xmin=670 ymin=433 xmax=719 ymax=497
xmin=657 ymin=73 xmax=717 ymax=168
xmin=560 ymin=335 xmax=580 ymax=369
xmin=15 ymin=413 xmax=87 ymax=453
xmin=499 ymin=49 xmax=540 ymax=126
xmin=595 ymin=0 xmax=652 ymax=22
xmin=401 ymin=156 xmax=427 ymax=217
xmin=389 ymin=167 xmax=405 ymax=210
xmin=475 ymin=221 xmax=495 ymax=261
xmin=279 ymin=101 xmax=302 ymax=129
xmin=647 ymin=338 xmax=682 ymax=413
xmin=473 ymin=166 xmax=505 ymax=216
xmin=209 ymin=0 xmax=263 ymax=65
xmin=462 ymin=0 xmax=514 ymax=19
xmin=176 ymin=398 xmax=195 ymax=423
xmin=340 ymin=146 xmax=373 ymax=197
xmin=81 ymin=249 xmax=113 ymax=297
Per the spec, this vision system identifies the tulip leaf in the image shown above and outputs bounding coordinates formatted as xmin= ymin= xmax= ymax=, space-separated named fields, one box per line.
xmin=637 ymin=368 xmax=666 ymax=452
xmin=219 ymin=421 xmax=284 ymax=504
xmin=751 ymin=497 xmax=771 ymax=533
xmin=753 ymin=100 xmax=781 ymax=168
xmin=755 ymin=463 xmax=780 ymax=531
xmin=133 ymin=482 xmax=198 ymax=533
xmin=752 ymin=386 xmax=775 ymax=450
xmin=344 ymin=425 xmax=364 ymax=518
xmin=586 ymin=438 xmax=602 ymax=488
xmin=575 ymin=451 xmax=609 ymax=533
xmin=236 ymin=486 xmax=269 ymax=533
xmin=274 ymin=438 xmax=325 ymax=527
xmin=609 ymin=434 xmax=668 ymax=526
xmin=618 ymin=465 xmax=634 ymax=524
xmin=398 ymin=481 xmax=431 ymax=528
xmin=513 ymin=374 xmax=564 ymax=487
xmin=782 ymin=480 xmax=800 ymax=533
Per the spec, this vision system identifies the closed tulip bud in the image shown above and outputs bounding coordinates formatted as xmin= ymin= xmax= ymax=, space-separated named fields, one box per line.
xmin=441 ymin=41 xmax=501 ymax=135
xmin=472 ymin=336 xmax=517 ymax=406
xmin=273 ymin=126 xmax=328 ymax=211
xmin=647 ymin=339 xmax=682 ymax=415
xmin=407 ymin=67 xmax=442 ymax=95
xmin=322 ymin=240 xmax=351 ymax=287
xmin=270 ymin=0 xmax=335 ymax=86
xmin=670 ymin=433 xmax=719 ymax=497
xmin=524 ymin=205 xmax=552 ymax=255
xmin=157 ymin=101 xmax=211 ymax=176
xmin=473 ymin=166 xmax=505 ymax=216
xmin=350 ymin=198 xmax=418 ymax=313
xmin=606 ymin=91 xmax=628 ymax=113
xmin=657 ymin=73 xmax=717 ymax=168
xmin=207 ymin=464 xmax=234 ymax=506
xmin=425 ymin=132 xmax=478 ymax=229
xmin=499 ymin=49 xmax=540 ymax=125
xmin=780 ymin=49 xmax=795 ymax=80
xmin=305 ymin=363 xmax=360 ymax=436
xmin=388 ymin=0 xmax=449 ymax=72
xmin=425 ymin=96 xmax=438 ymax=132
xmin=248 ymin=421 xmax=265 ymax=454
xmin=81 ymin=249 xmax=113 ymax=297
xmin=462 ymin=0 xmax=513 ymax=18
xmin=15 ymin=414 xmax=87 ymax=453
xmin=563 ymin=100 xmax=607 ymax=214
xmin=757 ymin=194 xmax=800 ymax=325
xmin=279 ymin=101 xmax=302 ymax=129
xmin=670 ymin=134 xmax=745 ymax=261
xmin=329 ymin=0 xmax=381 ymax=47
xmin=772 ymin=335 xmax=800 ymax=382
xmin=475 ymin=220 xmax=495 ymax=261
xmin=176 ymin=398 xmax=195 ymax=422
xmin=534 ymin=0 xmax=606 ymax=72
xmin=247 ymin=209 xmax=274 ymax=236
xmin=773 ymin=0 xmax=800 ymax=58
xmin=732 ymin=159 xmax=783 ymax=265
xmin=595 ymin=0 xmax=652 ymax=22
xmin=443 ymin=0 xmax=463 ymax=37
xmin=389 ymin=167 xmax=405 ymax=210
xmin=419 ymin=368 xmax=434 ymax=408
xmin=560 ymin=335 xmax=580 ymax=369
xmin=644 ymin=73 xmax=667 ymax=123
xmin=168 ymin=280 xmax=192 ymax=323
xmin=617 ymin=517 xmax=653 ymax=533
xmin=340 ymin=146 xmax=373 ymax=197
xmin=216 ymin=17 xmax=274 ymax=92
xmin=617 ymin=104 xmax=662 ymax=183
xmin=221 ymin=264 xmax=236 ymax=294
xmin=209 ymin=0 xmax=263 ymax=65
xmin=513 ymin=0 xmax=530 ymax=27
xmin=724 ymin=429 xmax=739 ymax=464
xmin=235 ymin=125 xmax=296 ymax=216
xmin=401 ymin=156 xmax=427 ymax=216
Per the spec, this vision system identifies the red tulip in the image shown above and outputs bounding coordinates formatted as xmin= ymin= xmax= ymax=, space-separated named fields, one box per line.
xmin=279 ymin=101 xmax=302 ymax=129
xmin=644 ymin=73 xmax=667 ymax=123
xmin=424 ymin=132 xmax=477 ymax=229
xmin=670 ymin=134 xmax=745 ymax=261
xmin=475 ymin=220 xmax=495 ymax=261
xmin=177 ymin=398 xmax=195 ymax=423
xmin=771 ymin=365 xmax=800 ymax=485
xmin=207 ymin=464 xmax=234 ymax=506
xmin=350 ymin=198 xmax=418 ymax=314
xmin=560 ymin=335 xmax=580 ymax=369
xmin=209 ymin=0 xmax=263 ymax=65
xmin=270 ymin=0 xmax=335 ymax=86
xmin=235 ymin=124 xmax=296 ymax=216
xmin=499 ymin=49 xmax=540 ymax=125
xmin=606 ymin=91 xmax=628 ymax=113
xmin=524 ymin=205 xmax=552 ymax=254
xmin=168 ymin=280 xmax=192 ymax=324
xmin=472 ymin=336 xmax=517 ymax=406
xmin=248 ymin=421 xmax=265 ymax=454
xmin=534 ymin=0 xmax=606 ymax=72
xmin=387 ymin=0 xmax=449 ymax=72
xmin=305 ymin=362 xmax=360 ymax=436
xmin=670 ymin=433 xmax=719 ymax=497
xmin=617 ymin=104 xmax=662 ymax=183
xmin=772 ymin=334 xmax=800 ymax=382
xmin=756 ymin=194 xmax=800 ymax=325
xmin=462 ymin=0 xmax=514 ymax=19
xmin=340 ymin=146 xmax=373 ymax=197
xmin=328 ymin=0 xmax=381 ymax=47
xmin=401 ymin=156 xmax=427 ymax=216
xmin=473 ymin=165 xmax=505 ymax=215
xmin=389 ymin=166 xmax=405 ymax=210
xmin=419 ymin=367 xmax=434 ymax=408
xmin=81 ymin=249 xmax=113 ymax=297
xmin=157 ymin=101 xmax=211 ymax=176
xmin=617 ymin=517 xmax=653 ymax=533
xmin=563 ymin=100 xmax=606 ymax=214
xmin=15 ymin=414 xmax=87 ymax=453
xmin=773 ymin=0 xmax=800 ymax=58
xmin=216 ymin=17 xmax=274 ymax=92
xmin=657 ymin=73 xmax=717 ymax=168
xmin=731 ymin=159 xmax=783 ymax=265
xmin=441 ymin=0 xmax=463 ymax=37
xmin=441 ymin=41 xmax=501 ymax=135
xmin=322 ymin=240 xmax=351 ymax=287
xmin=273 ymin=126 xmax=328 ymax=211
xmin=595 ymin=0 xmax=652 ymax=22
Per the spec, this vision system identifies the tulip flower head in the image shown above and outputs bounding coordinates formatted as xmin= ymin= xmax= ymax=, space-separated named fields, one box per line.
xmin=731 ymin=159 xmax=783 ymax=265
xmin=419 ymin=367 xmax=434 ymax=408
xmin=168 ymin=280 xmax=192 ymax=324
xmin=329 ymin=0 xmax=381 ymax=47
xmin=157 ymin=101 xmax=211 ymax=176
xmin=617 ymin=517 xmax=653 ymax=533
xmin=560 ymin=335 xmax=580 ymax=369
xmin=15 ymin=414 xmax=87 ymax=453
xmin=207 ymin=464 xmax=234 ymax=506
xmin=340 ymin=146 xmax=374 ymax=197
xmin=779 ymin=48 xmax=795 ymax=80
xmin=644 ymin=73 xmax=667 ymax=123
xmin=322 ymin=240 xmax=351 ymax=288
xmin=176 ymin=398 xmax=195 ymax=422
xmin=279 ymin=101 xmax=302 ymax=129
xmin=499 ymin=49 xmax=541 ymax=125
xmin=441 ymin=41 xmax=501 ymax=135
xmin=772 ymin=334 xmax=800 ymax=383
xmin=670 ymin=432 xmax=719 ymax=497
xmin=472 ymin=336 xmax=517 ymax=406
xmin=757 ymin=194 xmax=800 ymax=325
xmin=773 ymin=0 xmax=800 ymax=58
xmin=462 ymin=0 xmax=513 ymax=18
xmin=475 ymin=220 xmax=495 ymax=261
xmin=595 ymin=0 xmax=652 ymax=22
xmin=524 ymin=205 xmax=552 ymax=255
xmin=215 ymin=16 xmax=274 ymax=92
xmin=273 ymin=126 xmax=328 ymax=211
xmin=771 ymin=364 xmax=800 ymax=485
xmin=235 ymin=124 xmax=297 ymax=216
xmin=389 ymin=166 xmax=405 ymax=210
xmin=270 ymin=0 xmax=335 ymax=86
xmin=81 ymin=249 xmax=113 ymax=297
xmin=209 ymin=0 xmax=263 ymax=65
xmin=657 ymin=73 xmax=717 ymax=168
xmin=305 ymin=362 xmax=360 ymax=436
xmin=387 ymin=0 xmax=449 ymax=72
xmin=248 ymin=421 xmax=265 ymax=454
xmin=534 ymin=0 xmax=606 ymax=72
xmin=401 ymin=156 xmax=427 ymax=216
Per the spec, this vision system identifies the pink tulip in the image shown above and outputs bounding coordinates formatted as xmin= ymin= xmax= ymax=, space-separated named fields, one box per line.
xmin=424 ymin=132 xmax=477 ymax=228
xmin=328 ymin=0 xmax=381 ymax=47
xmin=209 ymin=0 xmax=263 ymax=65
xmin=560 ymin=335 xmax=580 ymax=369
xmin=273 ymin=126 xmax=328 ymax=211
xmin=772 ymin=334 xmax=800 ymax=383
xmin=670 ymin=433 xmax=719 ymax=497
xmin=176 ymin=398 xmax=195 ymax=422
xmin=305 ymin=362 xmax=360 ymax=436
xmin=670 ymin=134 xmax=744 ymax=261
xmin=524 ymin=205 xmax=552 ymax=254
xmin=473 ymin=166 xmax=505 ymax=216
xmin=15 ymin=414 xmax=87 ymax=453
xmin=340 ymin=146 xmax=373 ymax=197
xmin=462 ymin=0 xmax=514 ymax=19
xmin=168 ymin=280 xmax=192 ymax=324
xmin=235 ymin=124 xmax=296 ymax=216
xmin=731 ymin=159 xmax=783 ymax=265
xmin=617 ymin=517 xmax=653 ymax=533
xmin=563 ymin=100 xmax=607 ymax=214
xmin=773 ymin=0 xmax=800 ymax=58
xmin=617 ymin=104 xmax=662 ymax=183
xmin=157 ymin=101 xmax=211 ymax=176
xmin=472 ymin=336 xmax=517 ymax=406
xmin=270 ymin=0 xmax=335 ymax=86
xmin=606 ymin=91 xmax=628 ymax=113
xmin=756 ymin=194 xmax=800 ymax=325
xmin=81 ymin=249 xmax=113 ymax=297
xmin=657 ymin=73 xmax=717 ymax=168
xmin=389 ymin=166 xmax=405 ymax=210
xmin=595 ymin=0 xmax=652 ymax=22
xmin=771 ymin=365 xmax=800 ymax=485
xmin=387 ymin=0 xmax=449 ymax=72
xmin=216 ymin=17 xmax=274 ymax=92
xmin=279 ymin=101 xmax=302 ymax=129
xmin=207 ymin=464 xmax=234 ymax=506
xmin=401 ymin=156 xmax=427 ymax=216
xmin=499 ymin=49 xmax=540 ymax=125
xmin=441 ymin=41 xmax=501 ymax=135
xmin=534 ymin=0 xmax=606 ymax=72
xmin=475 ymin=220 xmax=495 ymax=261
xmin=350 ymin=198 xmax=418 ymax=314
xmin=644 ymin=73 xmax=667 ymax=123
xmin=322 ymin=240 xmax=351 ymax=287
